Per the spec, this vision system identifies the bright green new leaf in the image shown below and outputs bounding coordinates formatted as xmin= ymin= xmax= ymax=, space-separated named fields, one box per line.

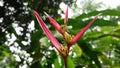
xmin=72 ymin=44 xmax=82 ymax=57
xmin=68 ymin=57 xmax=75 ymax=68
xmin=54 ymin=58 xmax=61 ymax=68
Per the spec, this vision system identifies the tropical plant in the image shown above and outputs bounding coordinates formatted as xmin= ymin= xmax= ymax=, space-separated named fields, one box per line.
xmin=33 ymin=7 xmax=101 ymax=68
xmin=0 ymin=0 xmax=120 ymax=68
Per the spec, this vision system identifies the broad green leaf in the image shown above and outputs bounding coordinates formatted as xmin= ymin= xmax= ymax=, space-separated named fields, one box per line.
xmin=97 ymin=36 xmax=120 ymax=47
xmin=76 ymin=9 xmax=120 ymax=20
xmin=40 ymin=37 xmax=50 ymax=47
xmin=78 ymin=40 xmax=101 ymax=68
xmin=54 ymin=58 xmax=61 ymax=68
xmin=112 ymin=66 xmax=120 ymax=68
xmin=57 ymin=17 xmax=118 ymax=35
xmin=72 ymin=44 xmax=82 ymax=57
xmin=68 ymin=57 xmax=75 ymax=68
xmin=84 ymin=31 xmax=103 ymax=39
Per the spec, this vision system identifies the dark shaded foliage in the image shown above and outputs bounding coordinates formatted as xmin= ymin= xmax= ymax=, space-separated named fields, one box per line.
xmin=0 ymin=0 xmax=74 ymax=67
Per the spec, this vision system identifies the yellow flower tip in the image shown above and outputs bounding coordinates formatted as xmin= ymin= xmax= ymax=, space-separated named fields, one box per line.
xmin=60 ymin=46 xmax=69 ymax=57
xmin=60 ymin=25 xmax=68 ymax=34
xmin=64 ymin=32 xmax=73 ymax=44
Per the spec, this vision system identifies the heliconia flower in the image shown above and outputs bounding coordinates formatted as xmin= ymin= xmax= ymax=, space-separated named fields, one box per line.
xmin=69 ymin=13 xmax=101 ymax=46
xmin=44 ymin=7 xmax=100 ymax=47
xmin=33 ymin=10 xmax=64 ymax=56
xmin=64 ymin=7 xmax=68 ymax=24
xmin=33 ymin=7 xmax=101 ymax=68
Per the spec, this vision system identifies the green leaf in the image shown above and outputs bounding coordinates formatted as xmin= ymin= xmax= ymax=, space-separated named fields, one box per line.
xmin=76 ymin=9 xmax=120 ymax=20
xmin=40 ymin=37 xmax=50 ymax=47
xmin=72 ymin=44 xmax=82 ymax=57
xmin=54 ymin=58 xmax=61 ymax=68
xmin=78 ymin=39 xmax=101 ymax=68
xmin=68 ymin=57 xmax=75 ymax=68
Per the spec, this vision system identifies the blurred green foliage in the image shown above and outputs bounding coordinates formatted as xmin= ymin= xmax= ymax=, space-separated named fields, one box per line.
xmin=0 ymin=0 xmax=120 ymax=68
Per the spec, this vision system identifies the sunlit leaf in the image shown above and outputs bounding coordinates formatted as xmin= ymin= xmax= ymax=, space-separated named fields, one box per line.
xmin=68 ymin=57 xmax=75 ymax=68
xmin=72 ymin=44 xmax=82 ymax=57
xmin=54 ymin=58 xmax=61 ymax=68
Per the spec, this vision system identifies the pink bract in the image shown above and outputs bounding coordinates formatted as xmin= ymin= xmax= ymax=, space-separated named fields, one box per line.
xmin=64 ymin=7 xmax=68 ymax=24
xmin=69 ymin=14 xmax=101 ymax=46
xmin=33 ymin=10 xmax=63 ymax=55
